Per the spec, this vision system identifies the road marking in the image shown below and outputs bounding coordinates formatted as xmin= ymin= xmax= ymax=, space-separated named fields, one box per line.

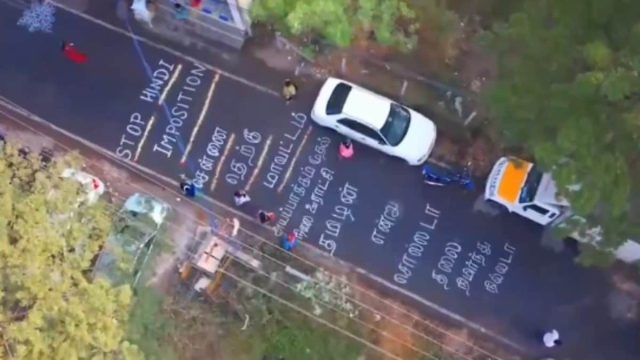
xmin=158 ymin=64 xmax=182 ymax=105
xmin=0 ymin=0 xmax=26 ymax=10
xmin=400 ymin=80 xmax=408 ymax=97
xmin=180 ymin=73 xmax=220 ymax=164
xmin=277 ymin=126 xmax=312 ymax=193
xmin=246 ymin=135 xmax=273 ymax=191
xmin=134 ymin=115 xmax=155 ymax=162
xmin=210 ymin=132 xmax=235 ymax=192
xmin=464 ymin=111 xmax=478 ymax=126
xmin=49 ymin=1 xmax=280 ymax=98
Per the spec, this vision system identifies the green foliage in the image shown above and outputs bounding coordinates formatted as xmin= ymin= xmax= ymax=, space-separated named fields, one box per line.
xmin=576 ymin=243 xmax=616 ymax=267
xmin=264 ymin=321 xmax=363 ymax=360
xmin=410 ymin=0 xmax=459 ymax=41
xmin=213 ymin=285 xmax=364 ymax=360
xmin=295 ymin=270 xmax=359 ymax=317
xmin=484 ymin=0 xmax=640 ymax=261
xmin=126 ymin=287 xmax=177 ymax=360
xmin=251 ymin=0 xmax=417 ymax=50
xmin=252 ymin=296 xmax=363 ymax=360
xmin=0 ymin=145 xmax=138 ymax=359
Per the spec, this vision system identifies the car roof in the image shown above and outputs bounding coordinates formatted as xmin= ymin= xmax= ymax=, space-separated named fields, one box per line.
xmin=123 ymin=193 xmax=170 ymax=227
xmin=341 ymin=85 xmax=391 ymax=130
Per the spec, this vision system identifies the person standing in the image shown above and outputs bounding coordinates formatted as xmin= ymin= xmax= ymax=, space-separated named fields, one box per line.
xmin=233 ymin=190 xmax=251 ymax=206
xmin=257 ymin=210 xmax=276 ymax=224
xmin=542 ymin=329 xmax=562 ymax=348
xmin=179 ymin=174 xmax=196 ymax=198
xmin=281 ymin=232 xmax=298 ymax=252
xmin=61 ymin=41 xmax=88 ymax=64
xmin=339 ymin=138 xmax=354 ymax=159
xmin=173 ymin=2 xmax=190 ymax=21
xmin=282 ymin=79 xmax=298 ymax=102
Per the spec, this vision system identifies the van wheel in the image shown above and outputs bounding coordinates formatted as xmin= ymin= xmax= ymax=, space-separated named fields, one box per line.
xmin=485 ymin=199 xmax=508 ymax=214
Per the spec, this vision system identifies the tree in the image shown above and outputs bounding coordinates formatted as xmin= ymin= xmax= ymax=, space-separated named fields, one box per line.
xmin=263 ymin=314 xmax=364 ymax=360
xmin=0 ymin=146 xmax=141 ymax=359
xmin=126 ymin=287 xmax=177 ymax=360
xmin=251 ymin=0 xmax=418 ymax=50
xmin=483 ymin=0 xmax=640 ymax=264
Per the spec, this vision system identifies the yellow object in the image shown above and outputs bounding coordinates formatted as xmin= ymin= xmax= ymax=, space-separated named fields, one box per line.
xmin=180 ymin=263 xmax=192 ymax=281
xmin=497 ymin=159 xmax=532 ymax=204
xmin=206 ymin=257 xmax=233 ymax=297
xmin=282 ymin=84 xmax=297 ymax=99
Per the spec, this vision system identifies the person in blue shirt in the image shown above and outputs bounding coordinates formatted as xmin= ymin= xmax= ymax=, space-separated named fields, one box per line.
xmin=179 ymin=174 xmax=196 ymax=198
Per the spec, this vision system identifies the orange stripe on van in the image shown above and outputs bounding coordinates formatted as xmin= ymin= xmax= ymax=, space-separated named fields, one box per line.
xmin=497 ymin=159 xmax=532 ymax=204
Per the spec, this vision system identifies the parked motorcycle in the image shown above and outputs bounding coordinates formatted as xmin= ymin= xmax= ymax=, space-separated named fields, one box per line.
xmin=422 ymin=163 xmax=475 ymax=191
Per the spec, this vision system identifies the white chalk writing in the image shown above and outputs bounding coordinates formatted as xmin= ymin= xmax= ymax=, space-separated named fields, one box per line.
xmin=225 ymin=129 xmax=262 ymax=185
xmin=371 ymin=201 xmax=401 ymax=245
xmin=308 ymin=136 xmax=331 ymax=166
xmin=318 ymin=182 xmax=358 ymax=256
xmin=275 ymin=164 xmax=317 ymax=236
xmin=116 ymin=60 xmax=177 ymax=160
xmin=153 ymin=63 xmax=207 ymax=158
xmin=293 ymin=168 xmax=334 ymax=243
xmin=263 ymin=113 xmax=307 ymax=189
xmin=430 ymin=241 xmax=464 ymax=291
xmin=305 ymin=167 xmax=334 ymax=215
xmin=484 ymin=242 xmax=516 ymax=295
xmin=393 ymin=203 xmax=441 ymax=285
xmin=139 ymin=59 xmax=175 ymax=103
xmin=115 ymin=112 xmax=147 ymax=160
xmin=276 ymin=135 xmax=334 ymax=240
xmin=454 ymin=241 xmax=491 ymax=296
xmin=192 ymin=127 xmax=228 ymax=188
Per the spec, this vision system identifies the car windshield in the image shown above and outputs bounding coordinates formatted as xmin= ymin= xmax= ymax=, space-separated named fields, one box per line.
xmin=380 ymin=103 xmax=411 ymax=146
xmin=326 ymin=83 xmax=352 ymax=115
xmin=519 ymin=165 xmax=543 ymax=203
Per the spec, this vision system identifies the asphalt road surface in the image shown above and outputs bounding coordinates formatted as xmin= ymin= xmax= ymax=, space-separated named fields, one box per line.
xmin=1 ymin=2 xmax=638 ymax=359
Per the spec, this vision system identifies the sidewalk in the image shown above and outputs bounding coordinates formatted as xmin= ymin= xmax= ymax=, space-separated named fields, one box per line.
xmin=0 ymin=98 xmax=524 ymax=360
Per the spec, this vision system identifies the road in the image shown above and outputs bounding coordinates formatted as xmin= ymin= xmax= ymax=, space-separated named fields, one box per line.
xmin=1 ymin=2 xmax=639 ymax=359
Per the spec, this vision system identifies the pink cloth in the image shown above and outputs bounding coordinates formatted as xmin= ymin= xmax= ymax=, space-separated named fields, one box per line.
xmin=339 ymin=143 xmax=354 ymax=159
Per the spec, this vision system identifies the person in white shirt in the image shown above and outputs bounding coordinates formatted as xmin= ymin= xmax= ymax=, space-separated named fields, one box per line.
xmin=233 ymin=190 xmax=251 ymax=206
xmin=542 ymin=329 xmax=562 ymax=348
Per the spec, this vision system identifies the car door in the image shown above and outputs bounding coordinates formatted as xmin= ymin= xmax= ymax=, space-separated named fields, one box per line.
xmin=335 ymin=118 xmax=388 ymax=151
xmin=519 ymin=203 xmax=556 ymax=225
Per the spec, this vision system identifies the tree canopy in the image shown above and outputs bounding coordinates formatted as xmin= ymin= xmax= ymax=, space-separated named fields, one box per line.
xmin=0 ymin=146 xmax=140 ymax=359
xmin=484 ymin=0 xmax=640 ymax=263
xmin=126 ymin=286 xmax=177 ymax=360
xmin=251 ymin=0 xmax=418 ymax=50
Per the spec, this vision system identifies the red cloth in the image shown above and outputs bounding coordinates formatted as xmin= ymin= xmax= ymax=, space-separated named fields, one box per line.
xmin=63 ymin=46 xmax=88 ymax=64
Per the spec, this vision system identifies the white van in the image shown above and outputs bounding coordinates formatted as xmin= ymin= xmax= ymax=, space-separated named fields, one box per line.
xmin=485 ymin=157 xmax=640 ymax=263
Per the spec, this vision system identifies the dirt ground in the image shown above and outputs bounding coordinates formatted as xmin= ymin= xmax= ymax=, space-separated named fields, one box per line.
xmin=348 ymin=275 xmax=519 ymax=360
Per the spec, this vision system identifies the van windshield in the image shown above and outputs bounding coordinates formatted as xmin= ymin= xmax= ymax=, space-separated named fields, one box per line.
xmin=519 ymin=166 xmax=543 ymax=203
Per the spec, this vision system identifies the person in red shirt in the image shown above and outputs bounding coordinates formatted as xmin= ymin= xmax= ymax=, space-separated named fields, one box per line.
xmin=61 ymin=41 xmax=88 ymax=64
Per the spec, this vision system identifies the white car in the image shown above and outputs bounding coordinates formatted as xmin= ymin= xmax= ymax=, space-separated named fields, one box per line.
xmin=61 ymin=168 xmax=105 ymax=205
xmin=311 ymin=77 xmax=437 ymax=165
